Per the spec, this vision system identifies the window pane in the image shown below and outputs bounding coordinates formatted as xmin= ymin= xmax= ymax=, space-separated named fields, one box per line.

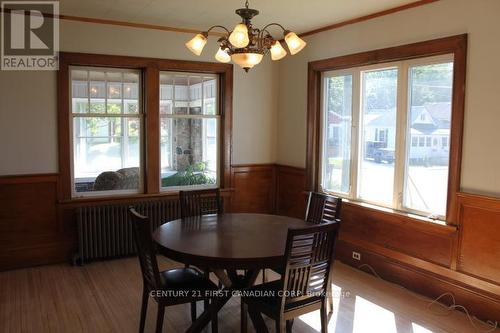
xmin=203 ymin=76 xmax=217 ymax=115
xmin=404 ymin=61 xmax=453 ymax=216
xmin=160 ymin=118 xmax=172 ymax=171
xmin=160 ymin=73 xmax=218 ymax=116
xmin=321 ymin=74 xmax=352 ymax=194
xmin=358 ymin=68 xmax=398 ymax=205
xmin=123 ymin=73 xmax=140 ymax=114
xmin=160 ymin=118 xmax=218 ymax=188
xmin=73 ymin=116 xmax=141 ymax=194
xmin=160 ymin=74 xmax=173 ymax=115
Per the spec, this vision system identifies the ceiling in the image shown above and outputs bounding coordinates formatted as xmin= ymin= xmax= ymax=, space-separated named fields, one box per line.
xmin=59 ymin=0 xmax=422 ymax=35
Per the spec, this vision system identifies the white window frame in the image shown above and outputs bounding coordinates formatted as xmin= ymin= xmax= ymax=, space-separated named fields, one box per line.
xmin=69 ymin=66 xmax=143 ymax=198
xmin=319 ymin=54 xmax=454 ymax=220
xmin=159 ymin=72 xmax=220 ymax=192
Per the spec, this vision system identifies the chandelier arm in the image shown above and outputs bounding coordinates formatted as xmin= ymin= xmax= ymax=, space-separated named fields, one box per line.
xmin=205 ymin=25 xmax=231 ymax=35
xmin=258 ymin=23 xmax=287 ymax=43
xmin=257 ymin=29 xmax=274 ymax=49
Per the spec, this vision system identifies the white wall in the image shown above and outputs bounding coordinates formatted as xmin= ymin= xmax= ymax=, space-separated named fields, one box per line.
xmin=276 ymin=0 xmax=500 ymax=196
xmin=0 ymin=19 xmax=278 ymax=175
xmin=2 ymin=0 xmax=500 ymax=197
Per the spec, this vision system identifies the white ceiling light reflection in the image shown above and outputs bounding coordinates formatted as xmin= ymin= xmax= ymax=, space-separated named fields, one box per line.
xmin=353 ymin=296 xmax=397 ymax=333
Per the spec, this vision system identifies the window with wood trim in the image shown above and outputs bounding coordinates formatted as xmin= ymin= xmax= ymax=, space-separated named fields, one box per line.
xmin=58 ymin=53 xmax=233 ymax=200
xmin=159 ymin=72 xmax=219 ymax=190
xmin=307 ymin=35 xmax=466 ymax=224
xmin=70 ymin=67 xmax=143 ymax=196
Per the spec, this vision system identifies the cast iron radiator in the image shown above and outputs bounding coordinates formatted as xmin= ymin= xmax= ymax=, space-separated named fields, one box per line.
xmin=74 ymin=198 xmax=179 ymax=265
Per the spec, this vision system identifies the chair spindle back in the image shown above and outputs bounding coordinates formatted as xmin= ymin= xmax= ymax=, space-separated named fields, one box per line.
xmin=128 ymin=207 xmax=162 ymax=291
xmin=305 ymin=192 xmax=342 ymax=224
xmin=281 ymin=222 xmax=340 ymax=310
xmin=179 ymin=188 xmax=222 ymax=218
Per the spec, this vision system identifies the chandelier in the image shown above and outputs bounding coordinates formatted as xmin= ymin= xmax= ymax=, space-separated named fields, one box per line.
xmin=185 ymin=0 xmax=307 ymax=72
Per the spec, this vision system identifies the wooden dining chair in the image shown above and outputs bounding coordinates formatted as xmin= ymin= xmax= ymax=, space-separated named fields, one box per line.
xmin=128 ymin=207 xmax=219 ymax=333
xmin=179 ymin=188 xmax=224 ymax=290
xmin=179 ymin=188 xmax=222 ymax=218
xmin=264 ymin=192 xmax=342 ymax=309
xmin=305 ymin=192 xmax=342 ymax=313
xmin=305 ymin=192 xmax=342 ymax=224
xmin=243 ymin=222 xmax=340 ymax=333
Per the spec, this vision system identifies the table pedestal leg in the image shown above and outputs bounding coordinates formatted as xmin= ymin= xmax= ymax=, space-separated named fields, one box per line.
xmin=185 ymin=268 xmax=259 ymax=333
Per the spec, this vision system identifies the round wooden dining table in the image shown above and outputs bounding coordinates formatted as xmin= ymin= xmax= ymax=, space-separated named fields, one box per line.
xmin=153 ymin=213 xmax=309 ymax=333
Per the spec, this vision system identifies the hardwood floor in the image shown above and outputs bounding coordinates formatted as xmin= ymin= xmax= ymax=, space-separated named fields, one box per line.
xmin=0 ymin=257 xmax=498 ymax=333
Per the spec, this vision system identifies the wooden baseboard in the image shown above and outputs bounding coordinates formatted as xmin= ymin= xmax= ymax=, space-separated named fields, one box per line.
xmin=337 ymin=239 xmax=500 ymax=323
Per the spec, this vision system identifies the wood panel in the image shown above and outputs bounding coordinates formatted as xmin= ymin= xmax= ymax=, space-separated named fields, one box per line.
xmin=275 ymin=165 xmax=307 ymax=218
xmin=0 ymin=174 xmax=75 ymax=271
xmin=341 ymin=202 xmax=456 ymax=267
xmin=230 ymin=164 xmax=275 ymax=214
xmin=457 ymin=192 xmax=500 ymax=284
xmin=336 ymin=240 xmax=500 ymax=323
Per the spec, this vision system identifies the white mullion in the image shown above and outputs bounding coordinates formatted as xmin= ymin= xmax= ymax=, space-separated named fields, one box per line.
xmin=201 ymin=77 xmax=206 ymax=162
xmin=393 ymin=62 xmax=409 ymax=210
xmin=350 ymin=68 xmax=361 ymax=200
xmin=355 ymin=69 xmax=368 ymax=201
xmin=86 ymin=70 xmax=91 ymax=113
xmin=121 ymin=72 xmax=128 ymax=168
xmin=187 ymin=76 xmax=191 ymax=114
xmin=201 ymin=76 xmax=205 ymax=114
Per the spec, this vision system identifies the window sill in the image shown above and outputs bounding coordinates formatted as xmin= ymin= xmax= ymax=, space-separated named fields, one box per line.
xmin=59 ymin=188 xmax=234 ymax=206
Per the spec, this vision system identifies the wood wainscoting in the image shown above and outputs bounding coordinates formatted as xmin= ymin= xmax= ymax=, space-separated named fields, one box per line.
xmin=230 ymin=164 xmax=276 ymax=214
xmin=0 ymin=164 xmax=275 ymax=271
xmin=0 ymin=174 xmax=75 ymax=271
xmin=275 ymin=165 xmax=307 ymax=219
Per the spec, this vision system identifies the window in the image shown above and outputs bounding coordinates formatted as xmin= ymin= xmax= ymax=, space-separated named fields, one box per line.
xmin=70 ymin=67 xmax=142 ymax=196
xmin=319 ymin=55 xmax=455 ymax=219
xmin=58 ymin=53 xmax=232 ymax=200
xmin=411 ymin=136 xmax=418 ymax=147
xmin=159 ymin=73 xmax=219 ymax=190
xmin=442 ymin=137 xmax=448 ymax=148
xmin=308 ymin=35 xmax=466 ymax=224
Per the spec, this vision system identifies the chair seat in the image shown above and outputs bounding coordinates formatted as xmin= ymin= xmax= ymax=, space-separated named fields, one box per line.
xmin=159 ymin=267 xmax=218 ymax=294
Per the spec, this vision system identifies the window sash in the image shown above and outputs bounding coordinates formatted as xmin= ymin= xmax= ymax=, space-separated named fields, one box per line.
xmin=319 ymin=54 xmax=454 ymax=220
xmin=159 ymin=71 xmax=221 ymax=191
xmin=69 ymin=66 xmax=143 ymax=198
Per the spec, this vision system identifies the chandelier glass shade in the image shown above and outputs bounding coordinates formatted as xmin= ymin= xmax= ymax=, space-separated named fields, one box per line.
xmin=185 ymin=0 xmax=307 ymax=72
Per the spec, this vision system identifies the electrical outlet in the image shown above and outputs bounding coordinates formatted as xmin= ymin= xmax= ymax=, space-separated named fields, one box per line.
xmin=352 ymin=251 xmax=361 ymax=261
